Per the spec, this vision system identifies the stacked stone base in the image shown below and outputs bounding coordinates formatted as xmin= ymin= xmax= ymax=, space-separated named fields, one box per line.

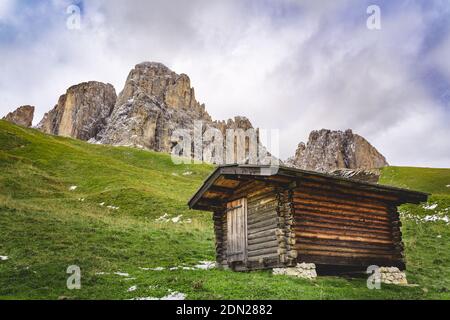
xmin=273 ymin=263 xmax=317 ymax=280
xmin=379 ymin=267 xmax=407 ymax=285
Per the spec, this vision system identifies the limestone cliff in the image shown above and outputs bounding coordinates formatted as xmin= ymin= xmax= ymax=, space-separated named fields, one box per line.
xmin=37 ymin=81 xmax=117 ymax=141
xmin=2 ymin=105 xmax=34 ymax=127
xmin=97 ymin=62 xmax=212 ymax=151
xmin=286 ymin=129 xmax=388 ymax=173
xmin=97 ymin=62 xmax=256 ymax=158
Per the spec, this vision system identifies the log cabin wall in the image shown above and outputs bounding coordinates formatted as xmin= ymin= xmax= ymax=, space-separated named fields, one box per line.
xmin=213 ymin=180 xmax=288 ymax=270
xmin=238 ymin=182 xmax=281 ymax=270
xmin=276 ymin=189 xmax=297 ymax=267
xmin=292 ymin=181 xmax=406 ymax=269
xmin=213 ymin=209 xmax=228 ymax=269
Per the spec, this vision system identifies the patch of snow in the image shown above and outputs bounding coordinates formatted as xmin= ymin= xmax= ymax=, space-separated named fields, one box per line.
xmin=127 ymin=285 xmax=137 ymax=292
xmin=423 ymin=203 xmax=438 ymax=210
xmin=131 ymin=291 xmax=186 ymax=300
xmin=423 ymin=215 xmax=449 ymax=223
xmin=182 ymin=171 xmax=193 ymax=176
xmin=171 ymin=173 xmax=178 ymax=176
xmin=87 ymin=138 xmax=103 ymax=145
xmin=142 ymin=261 xmax=215 ymax=272
xmin=69 ymin=186 xmax=78 ymax=191
xmin=99 ymin=202 xmax=105 ymax=206
xmin=114 ymin=272 xmax=130 ymax=277
xmin=0 ymin=256 xmax=9 ymax=261
xmin=155 ymin=213 xmax=190 ymax=224
xmin=171 ymin=215 xmax=182 ymax=223
xmin=107 ymin=205 xmax=119 ymax=210
xmin=124 ymin=277 xmax=136 ymax=281
xmin=95 ymin=272 xmax=109 ymax=275
xmin=195 ymin=261 xmax=216 ymax=270
xmin=401 ymin=211 xmax=449 ymax=225
xmin=161 ymin=291 xmax=186 ymax=300
xmin=155 ymin=213 xmax=170 ymax=222
xmin=78 ymin=198 xmax=85 ymax=202
xmin=446 ymin=185 xmax=450 ymax=188
xmin=437 ymin=235 xmax=442 ymax=238
xmin=140 ymin=267 xmax=165 ymax=271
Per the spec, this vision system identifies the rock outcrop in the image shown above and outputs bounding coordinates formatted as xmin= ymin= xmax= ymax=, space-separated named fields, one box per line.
xmin=29 ymin=62 xmax=270 ymax=164
xmin=98 ymin=62 xmax=212 ymax=151
xmin=286 ymin=129 xmax=388 ymax=173
xmin=2 ymin=105 xmax=34 ymax=127
xmin=37 ymin=81 xmax=116 ymax=141
xmin=97 ymin=62 xmax=260 ymax=162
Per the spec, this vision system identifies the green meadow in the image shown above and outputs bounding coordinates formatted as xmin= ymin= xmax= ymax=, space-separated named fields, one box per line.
xmin=0 ymin=120 xmax=449 ymax=300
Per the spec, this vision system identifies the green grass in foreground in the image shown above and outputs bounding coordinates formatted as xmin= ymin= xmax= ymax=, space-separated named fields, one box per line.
xmin=0 ymin=120 xmax=449 ymax=299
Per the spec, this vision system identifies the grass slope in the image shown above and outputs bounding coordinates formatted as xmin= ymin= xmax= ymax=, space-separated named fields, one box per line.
xmin=0 ymin=120 xmax=449 ymax=300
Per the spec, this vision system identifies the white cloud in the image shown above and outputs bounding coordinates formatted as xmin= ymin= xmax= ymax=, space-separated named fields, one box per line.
xmin=0 ymin=0 xmax=449 ymax=167
xmin=0 ymin=0 xmax=14 ymax=20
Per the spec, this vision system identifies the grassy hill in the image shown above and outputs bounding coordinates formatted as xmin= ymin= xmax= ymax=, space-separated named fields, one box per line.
xmin=0 ymin=120 xmax=449 ymax=300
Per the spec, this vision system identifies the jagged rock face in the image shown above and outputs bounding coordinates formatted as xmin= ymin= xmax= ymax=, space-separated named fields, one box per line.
xmin=2 ymin=105 xmax=34 ymax=127
xmin=286 ymin=129 xmax=388 ymax=173
xmin=37 ymin=81 xmax=116 ymax=141
xmin=98 ymin=62 xmax=252 ymax=155
xmin=213 ymin=116 xmax=253 ymax=133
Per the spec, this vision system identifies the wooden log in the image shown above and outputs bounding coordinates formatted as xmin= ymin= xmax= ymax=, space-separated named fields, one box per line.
xmin=293 ymin=226 xmax=391 ymax=241
xmin=293 ymin=209 xmax=390 ymax=227
xmin=295 ymin=237 xmax=395 ymax=250
xmin=292 ymin=201 xmax=389 ymax=220
xmin=295 ymin=243 xmax=399 ymax=255
xmin=247 ymin=210 xmax=277 ymax=224
xmin=296 ymin=231 xmax=393 ymax=245
xmin=247 ymin=247 xmax=279 ymax=258
xmin=247 ymin=217 xmax=277 ymax=229
xmin=247 ymin=235 xmax=278 ymax=246
xmin=292 ymin=197 xmax=389 ymax=216
xmin=250 ymin=223 xmax=278 ymax=235
xmin=297 ymin=249 xmax=400 ymax=260
xmin=295 ymin=213 xmax=391 ymax=232
xmin=248 ymin=229 xmax=276 ymax=240
xmin=248 ymin=240 xmax=279 ymax=251
xmin=295 ymin=220 xmax=391 ymax=237
xmin=247 ymin=253 xmax=280 ymax=262
xmin=293 ymin=189 xmax=388 ymax=211
xmin=297 ymin=253 xmax=402 ymax=268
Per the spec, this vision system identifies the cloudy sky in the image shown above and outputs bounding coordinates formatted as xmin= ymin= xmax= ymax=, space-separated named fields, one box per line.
xmin=0 ymin=0 xmax=449 ymax=167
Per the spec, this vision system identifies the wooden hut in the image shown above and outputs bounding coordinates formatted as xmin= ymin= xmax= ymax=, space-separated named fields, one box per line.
xmin=188 ymin=165 xmax=428 ymax=272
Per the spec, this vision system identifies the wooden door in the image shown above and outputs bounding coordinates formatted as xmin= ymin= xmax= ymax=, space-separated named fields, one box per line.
xmin=226 ymin=198 xmax=247 ymax=263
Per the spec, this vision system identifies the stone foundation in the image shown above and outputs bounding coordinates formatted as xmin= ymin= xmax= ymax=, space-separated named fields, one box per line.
xmin=273 ymin=263 xmax=317 ymax=280
xmin=379 ymin=267 xmax=407 ymax=285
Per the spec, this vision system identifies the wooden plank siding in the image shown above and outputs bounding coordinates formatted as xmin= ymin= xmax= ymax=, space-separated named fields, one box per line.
xmin=292 ymin=185 xmax=406 ymax=269
xmin=226 ymin=198 xmax=248 ymax=263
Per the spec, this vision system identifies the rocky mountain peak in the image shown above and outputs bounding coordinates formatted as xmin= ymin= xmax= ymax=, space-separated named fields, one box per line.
xmin=37 ymin=81 xmax=117 ymax=141
xmin=2 ymin=105 xmax=34 ymax=127
xmin=213 ymin=116 xmax=254 ymax=133
xmin=116 ymin=62 xmax=210 ymax=120
xmin=98 ymin=62 xmax=214 ymax=151
xmin=286 ymin=129 xmax=388 ymax=173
